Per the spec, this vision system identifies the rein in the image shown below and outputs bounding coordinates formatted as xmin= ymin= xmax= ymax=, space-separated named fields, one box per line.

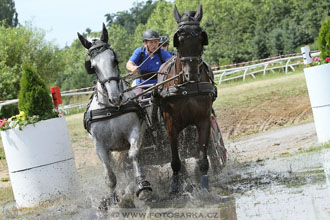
xmin=130 ymin=72 xmax=183 ymax=100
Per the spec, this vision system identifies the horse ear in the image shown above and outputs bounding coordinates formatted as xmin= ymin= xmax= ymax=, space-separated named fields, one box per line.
xmin=201 ymin=30 xmax=208 ymax=46
xmin=173 ymin=5 xmax=182 ymax=23
xmin=194 ymin=5 xmax=203 ymax=22
xmin=77 ymin=32 xmax=92 ymax=49
xmin=101 ymin=23 xmax=108 ymax=43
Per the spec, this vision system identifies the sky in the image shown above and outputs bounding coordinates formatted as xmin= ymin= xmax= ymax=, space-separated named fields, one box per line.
xmin=14 ymin=0 xmax=143 ymax=48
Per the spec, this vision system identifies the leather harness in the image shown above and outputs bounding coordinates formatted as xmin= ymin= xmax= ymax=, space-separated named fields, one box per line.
xmin=157 ymin=57 xmax=217 ymax=101
xmin=159 ymin=82 xmax=217 ymax=100
xmin=83 ymin=94 xmax=144 ymax=134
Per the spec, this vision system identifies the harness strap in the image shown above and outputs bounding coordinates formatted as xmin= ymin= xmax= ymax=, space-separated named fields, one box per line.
xmin=159 ymin=82 xmax=217 ymax=101
xmin=83 ymin=101 xmax=144 ymax=133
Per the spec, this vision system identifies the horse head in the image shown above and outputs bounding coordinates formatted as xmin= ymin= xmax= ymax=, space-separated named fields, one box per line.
xmin=173 ymin=5 xmax=208 ymax=82
xmin=77 ymin=23 xmax=122 ymax=106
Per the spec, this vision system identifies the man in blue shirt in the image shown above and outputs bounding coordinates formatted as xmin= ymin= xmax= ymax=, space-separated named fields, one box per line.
xmin=126 ymin=29 xmax=172 ymax=86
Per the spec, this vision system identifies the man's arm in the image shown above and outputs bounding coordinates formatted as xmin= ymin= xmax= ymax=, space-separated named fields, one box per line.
xmin=126 ymin=61 xmax=139 ymax=73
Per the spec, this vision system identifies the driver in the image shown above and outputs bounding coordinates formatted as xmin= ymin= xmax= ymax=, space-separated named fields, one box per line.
xmin=126 ymin=29 xmax=171 ymax=86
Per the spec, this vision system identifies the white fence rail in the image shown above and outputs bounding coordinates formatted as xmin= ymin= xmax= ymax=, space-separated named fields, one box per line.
xmin=0 ymin=91 xmax=94 ymax=111
xmin=214 ymin=52 xmax=320 ymax=85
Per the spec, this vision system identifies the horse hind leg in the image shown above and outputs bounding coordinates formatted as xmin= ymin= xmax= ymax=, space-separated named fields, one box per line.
xmin=128 ymin=130 xmax=152 ymax=200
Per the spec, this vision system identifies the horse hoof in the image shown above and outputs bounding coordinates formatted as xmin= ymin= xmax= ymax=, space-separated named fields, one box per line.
xmin=169 ymin=175 xmax=180 ymax=194
xmin=200 ymin=175 xmax=209 ymax=191
xmin=118 ymin=195 xmax=136 ymax=208
xmin=98 ymin=192 xmax=120 ymax=210
xmin=137 ymin=188 xmax=152 ymax=200
xmin=136 ymin=180 xmax=152 ymax=200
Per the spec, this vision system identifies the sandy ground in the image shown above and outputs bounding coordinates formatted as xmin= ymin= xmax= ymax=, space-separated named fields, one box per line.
xmin=0 ymin=92 xmax=316 ymax=189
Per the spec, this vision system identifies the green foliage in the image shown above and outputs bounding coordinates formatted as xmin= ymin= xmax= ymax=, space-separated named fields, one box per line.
xmin=18 ymin=64 xmax=56 ymax=119
xmin=108 ymin=24 xmax=134 ymax=74
xmin=105 ymin=0 xmax=157 ymax=34
xmin=60 ymin=0 xmax=330 ymax=92
xmin=56 ymin=39 xmax=95 ymax=90
xmin=0 ymin=113 xmax=44 ymax=131
xmin=318 ymin=17 xmax=330 ymax=59
xmin=146 ymin=1 xmax=176 ymax=52
xmin=0 ymin=144 xmax=5 ymax=159
xmin=0 ymin=178 xmax=9 ymax=182
xmin=0 ymin=23 xmax=64 ymax=118
xmin=0 ymin=0 xmax=18 ymax=27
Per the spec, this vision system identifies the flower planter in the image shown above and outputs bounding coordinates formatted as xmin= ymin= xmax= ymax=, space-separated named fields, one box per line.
xmin=304 ymin=63 xmax=330 ymax=143
xmin=0 ymin=117 xmax=78 ymax=208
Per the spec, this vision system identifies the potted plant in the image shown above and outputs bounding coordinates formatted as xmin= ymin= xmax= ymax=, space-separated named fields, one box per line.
xmin=303 ymin=17 xmax=330 ymax=143
xmin=0 ymin=64 xmax=78 ymax=208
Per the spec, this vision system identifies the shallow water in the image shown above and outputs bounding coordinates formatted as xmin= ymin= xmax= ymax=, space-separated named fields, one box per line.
xmin=2 ymin=148 xmax=330 ymax=220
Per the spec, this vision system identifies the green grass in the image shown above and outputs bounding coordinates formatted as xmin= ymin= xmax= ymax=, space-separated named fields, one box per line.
xmin=279 ymin=143 xmax=330 ymax=158
xmin=1 ymin=177 xmax=8 ymax=182
xmin=213 ymin=69 xmax=307 ymax=110
xmin=0 ymin=136 xmax=4 ymax=160
xmin=0 ymin=187 xmax=14 ymax=206
xmin=65 ymin=113 xmax=92 ymax=147
xmin=298 ymin=143 xmax=330 ymax=153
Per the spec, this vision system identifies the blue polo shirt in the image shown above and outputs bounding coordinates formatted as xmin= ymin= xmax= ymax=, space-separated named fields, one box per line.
xmin=129 ymin=47 xmax=172 ymax=85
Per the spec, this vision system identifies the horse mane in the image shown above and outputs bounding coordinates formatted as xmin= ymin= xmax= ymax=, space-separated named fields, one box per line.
xmin=119 ymin=80 xmax=135 ymax=101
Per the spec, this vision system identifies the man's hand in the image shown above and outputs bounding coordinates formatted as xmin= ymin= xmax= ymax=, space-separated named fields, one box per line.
xmin=126 ymin=61 xmax=139 ymax=73
xmin=131 ymin=65 xmax=139 ymax=73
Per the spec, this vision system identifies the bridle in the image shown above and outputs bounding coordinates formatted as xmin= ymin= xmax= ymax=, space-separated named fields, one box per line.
xmin=86 ymin=41 xmax=124 ymax=106
xmin=174 ymin=22 xmax=205 ymax=82
xmin=86 ymin=42 xmax=121 ymax=82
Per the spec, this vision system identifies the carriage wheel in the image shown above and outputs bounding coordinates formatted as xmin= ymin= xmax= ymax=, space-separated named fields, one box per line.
xmin=208 ymin=116 xmax=227 ymax=174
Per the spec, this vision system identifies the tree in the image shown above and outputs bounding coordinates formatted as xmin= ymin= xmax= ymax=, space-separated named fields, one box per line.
xmin=145 ymin=1 xmax=176 ymax=51
xmin=105 ymin=0 xmax=157 ymax=34
xmin=0 ymin=0 xmax=18 ymax=27
xmin=253 ymin=25 xmax=270 ymax=59
xmin=0 ymin=23 xmax=64 ymax=118
xmin=18 ymin=64 xmax=55 ymax=119
xmin=56 ymin=39 xmax=95 ymax=91
xmin=317 ymin=17 xmax=330 ymax=59
xmin=108 ymin=24 xmax=133 ymax=74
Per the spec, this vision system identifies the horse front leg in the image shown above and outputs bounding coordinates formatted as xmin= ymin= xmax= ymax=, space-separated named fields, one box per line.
xmin=196 ymin=119 xmax=211 ymax=191
xmin=95 ymin=144 xmax=119 ymax=208
xmin=165 ymin=119 xmax=181 ymax=194
xmin=128 ymin=127 xmax=152 ymax=200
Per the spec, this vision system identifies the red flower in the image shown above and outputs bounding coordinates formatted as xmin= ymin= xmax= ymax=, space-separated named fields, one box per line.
xmin=0 ymin=119 xmax=7 ymax=127
xmin=326 ymin=57 xmax=330 ymax=62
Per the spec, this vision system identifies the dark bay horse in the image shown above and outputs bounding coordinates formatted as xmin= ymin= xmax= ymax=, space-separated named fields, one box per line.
xmin=156 ymin=5 xmax=217 ymax=193
xmin=77 ymin=24 xmax=152 ymax=207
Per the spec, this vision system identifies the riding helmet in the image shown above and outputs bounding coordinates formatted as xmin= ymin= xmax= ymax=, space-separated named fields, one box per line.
xmin=159 ymin=35 xmax=169 ymax=46
xmin=142 ymin=29 xmax=160 ymax=42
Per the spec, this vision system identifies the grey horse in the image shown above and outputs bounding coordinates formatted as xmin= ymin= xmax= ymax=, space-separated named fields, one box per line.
xmin=77 ymin=24 xmax=152 ymax=208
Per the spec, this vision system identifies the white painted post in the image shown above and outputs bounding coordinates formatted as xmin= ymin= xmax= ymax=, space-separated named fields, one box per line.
xmin=301 ymin=45 xmax=312 ymax=65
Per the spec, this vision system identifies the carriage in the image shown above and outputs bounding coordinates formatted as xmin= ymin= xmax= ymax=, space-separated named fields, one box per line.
xmin=78 ymin=4 xmax=227 ymax=208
